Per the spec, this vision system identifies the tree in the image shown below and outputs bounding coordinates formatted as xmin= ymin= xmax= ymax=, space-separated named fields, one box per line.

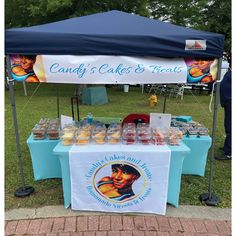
xmin=5 ymin=0 xmax=149 ymax=28
xmin=5 ymin=0 xmax=36 ymax=28
xmin=199 ymin=0 xmax=231 ymax=52
xmin=148 ymin=0 xmax=209 ymax=27
xmin=148 ymin=0 xmax=231 ymax=52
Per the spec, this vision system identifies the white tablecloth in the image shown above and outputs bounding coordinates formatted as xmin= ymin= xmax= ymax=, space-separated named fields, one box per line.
xmin=69 ymin=144 xmax=171 ymax=215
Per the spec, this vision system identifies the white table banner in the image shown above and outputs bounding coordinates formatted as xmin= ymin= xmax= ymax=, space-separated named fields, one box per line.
xmin=69 ymin=145 xmax=171 ymax=215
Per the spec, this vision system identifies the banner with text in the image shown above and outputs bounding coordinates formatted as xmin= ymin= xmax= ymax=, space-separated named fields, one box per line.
xmin=69 ymin=145 xmax=171 ymax=215
xmin=9 ymin=55 xmax=218 ymax=84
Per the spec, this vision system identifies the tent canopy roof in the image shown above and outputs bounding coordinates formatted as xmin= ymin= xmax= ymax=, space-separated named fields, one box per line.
xmin=5 ymin=10 xmax=224 ymax=57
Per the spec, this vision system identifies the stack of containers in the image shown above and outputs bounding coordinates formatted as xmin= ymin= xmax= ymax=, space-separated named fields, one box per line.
xmin=151 ymin=128 xmax=167 ymax=145
xmin=122 ymin=123 xmax=136 ymax=145
xmin=32 ymin=118 xmax=61 ymax=140
xmin=32 ymin=124 xmax=47 ymax=140
xmin=152 ymin=127 xmax=183 ymax=146
xmin=47 ymin=118 xmax=60 ymax=140
xmin=166 ymin=127 xmax=183 ymax=145
xmin=188 ymin=124 xmax=209 ymax=136
xmin=137 ymin=123 xmax=152 ymax=145
xmin=91 ymin=124 xmax=106 ymax=144
xmin=75 ymin=127 xmax=91 ymax=145
xmin=39 ymin=117 xmax=49 ymax=128
xmin=32 ymin=117 xmax=185 ymax=146
xmin=171 ymin=119 xmax=209 ymax=136
xmin=107 ymin=123 xmax=122 ymax=144
xmin=60 ymin=125 xmax=78 ymax=146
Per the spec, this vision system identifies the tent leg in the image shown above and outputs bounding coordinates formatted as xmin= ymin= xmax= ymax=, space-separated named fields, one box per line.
xmin=6 ymin=56 xmax=34 ymax=197
xmin=163 ymin=85 xmax=167 ymax=113
xmin=71 ymin=96 xmax=80 ymax=122
xmin=199 ymin=68 xmax=222 ymax=206
xmin=56 ymin=85 xmax=60 ymax=118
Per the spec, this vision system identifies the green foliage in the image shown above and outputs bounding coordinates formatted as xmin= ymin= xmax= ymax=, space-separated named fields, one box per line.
xmin=149 ymin=0 xmax=231 ymax=53
xmin=149 ymin=0 xmax=208 ymax=26
xmin=5 ymin=0 xmax=35 ymax=27
xmin=5 ymin=84 xmax=231 ymax=209
xmin=199 ymin=0 xmax=231 ymax=52
xmin=5 ymin=0 xmax=149 ymax=28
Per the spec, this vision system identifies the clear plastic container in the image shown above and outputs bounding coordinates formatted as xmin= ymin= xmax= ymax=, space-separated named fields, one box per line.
xmin=38 ymin=117 xmax=49 ymax=129
xmin=167 ymin=128 xmax=182 ymax=145
xmin=63 ymin=124 xmax=77 ymax=132
xmin=122 ymin=136 xmax=136 ymax=145
xmin=108 ymin=123 xmax=122 ymax=132
xmin=92 ymin=130 xmax=106 ymax=144
xmin=75 ymin=136 xmax=90 ymax=145
xmin=136 ymin=123 xmax=149 ymax=130
xmin=187 ymin=128 xmax=198 ymax=135
xmin=49 ymin=118 xmax=60 ymax=126
xmin=60 ymin=130 xmax=75 ymax=146
xmin=32 ymin=124 xmax=46 ymax=140
xmin=137 ymin=128 xmax=152 ymax=145
xmin=123 ymin=122 xmax=136 ymax=129
xmin=47 ymin=125 xmax=60 ymax=140
xmin=94 ymin=122 xmax=106 ymax=130
xmin=188 ymin=127 xmax=209 ymax=136
xmin=107 ymin=130 xmax=121 ymax=144
xmin=152 ymin=128 xmax=166 ymax=145
xmin=137 ymin=135 xmax=152 ymax=145
xmin=107 ymin=128 xmax=121 ymax=136
xmin=75 ymin=131 xmax=90 ymax=145
xmin=167 ymin=135 xmax=181 ymax=145
xmin=92 ymin=128 xmax=106 ymax=136
xmin=80 ymin=123 xmax=94 ymax=132
xmin=77 ymin=128 xmax=91 ymax=137
xmin=178 ymin=127 xmax=188 ymax=135
xmin=107 ymin=137 xmax=120 ymax=144
xmin=169 ymin=127 xmax=183 ymax=139
xmin=39 ymin=117 xmax=49 ymax=125
xmin=92 ymin=136 xmax=106 ymax=144
xmin=122 ymin=128 xmax=136 ymax=145
xmin=197 ymin=127 xmax=209 ymax=135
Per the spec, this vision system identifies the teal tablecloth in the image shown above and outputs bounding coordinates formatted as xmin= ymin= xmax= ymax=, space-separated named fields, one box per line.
xmin=27 ymin=132 xmax=211 ymax=210
xmin=53 ymin=142 xmax=190 ymax=208
xmin=182 ymin=135 xmax=212 ymax=176
xmin=27 ymin=134 xmax=61 ymax=180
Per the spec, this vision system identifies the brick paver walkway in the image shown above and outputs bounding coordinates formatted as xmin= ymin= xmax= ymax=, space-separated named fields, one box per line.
xmin=5 ymin=215 xmax=231 ymax=235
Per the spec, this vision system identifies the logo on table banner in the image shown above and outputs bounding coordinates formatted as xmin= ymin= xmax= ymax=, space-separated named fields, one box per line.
xmin=85 ymin=155 xmax=153 ymax=209
xmin=185 ymin=40 xmax=206 ymax=50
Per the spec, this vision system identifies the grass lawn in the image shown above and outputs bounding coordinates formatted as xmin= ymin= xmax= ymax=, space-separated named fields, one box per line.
xmin=5 ymin=83 xmax=231 ymax=210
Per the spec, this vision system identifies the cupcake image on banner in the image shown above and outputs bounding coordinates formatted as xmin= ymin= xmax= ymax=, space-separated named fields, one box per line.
xmin=185 ymin=58 xmax=218 ymax=83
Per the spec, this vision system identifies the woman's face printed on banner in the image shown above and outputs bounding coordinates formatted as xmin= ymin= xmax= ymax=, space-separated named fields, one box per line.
xmin=95 ymin=163 xmax=142 ymax=202
xmin=112 ymin=165 xmax=139 ymax=189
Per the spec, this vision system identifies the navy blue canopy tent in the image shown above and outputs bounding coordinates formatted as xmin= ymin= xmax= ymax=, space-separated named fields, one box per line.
xmin=5 ymin=10 xmax=224 ymax=57
xmin=5 ymin=10 xmax=225 ymax=205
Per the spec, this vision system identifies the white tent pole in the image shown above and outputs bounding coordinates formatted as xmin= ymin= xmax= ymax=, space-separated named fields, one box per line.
xmin=6 ymin=55 xmax=35 ymax=197
xmin=199 ymin=57 xmax=222 ymax=206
